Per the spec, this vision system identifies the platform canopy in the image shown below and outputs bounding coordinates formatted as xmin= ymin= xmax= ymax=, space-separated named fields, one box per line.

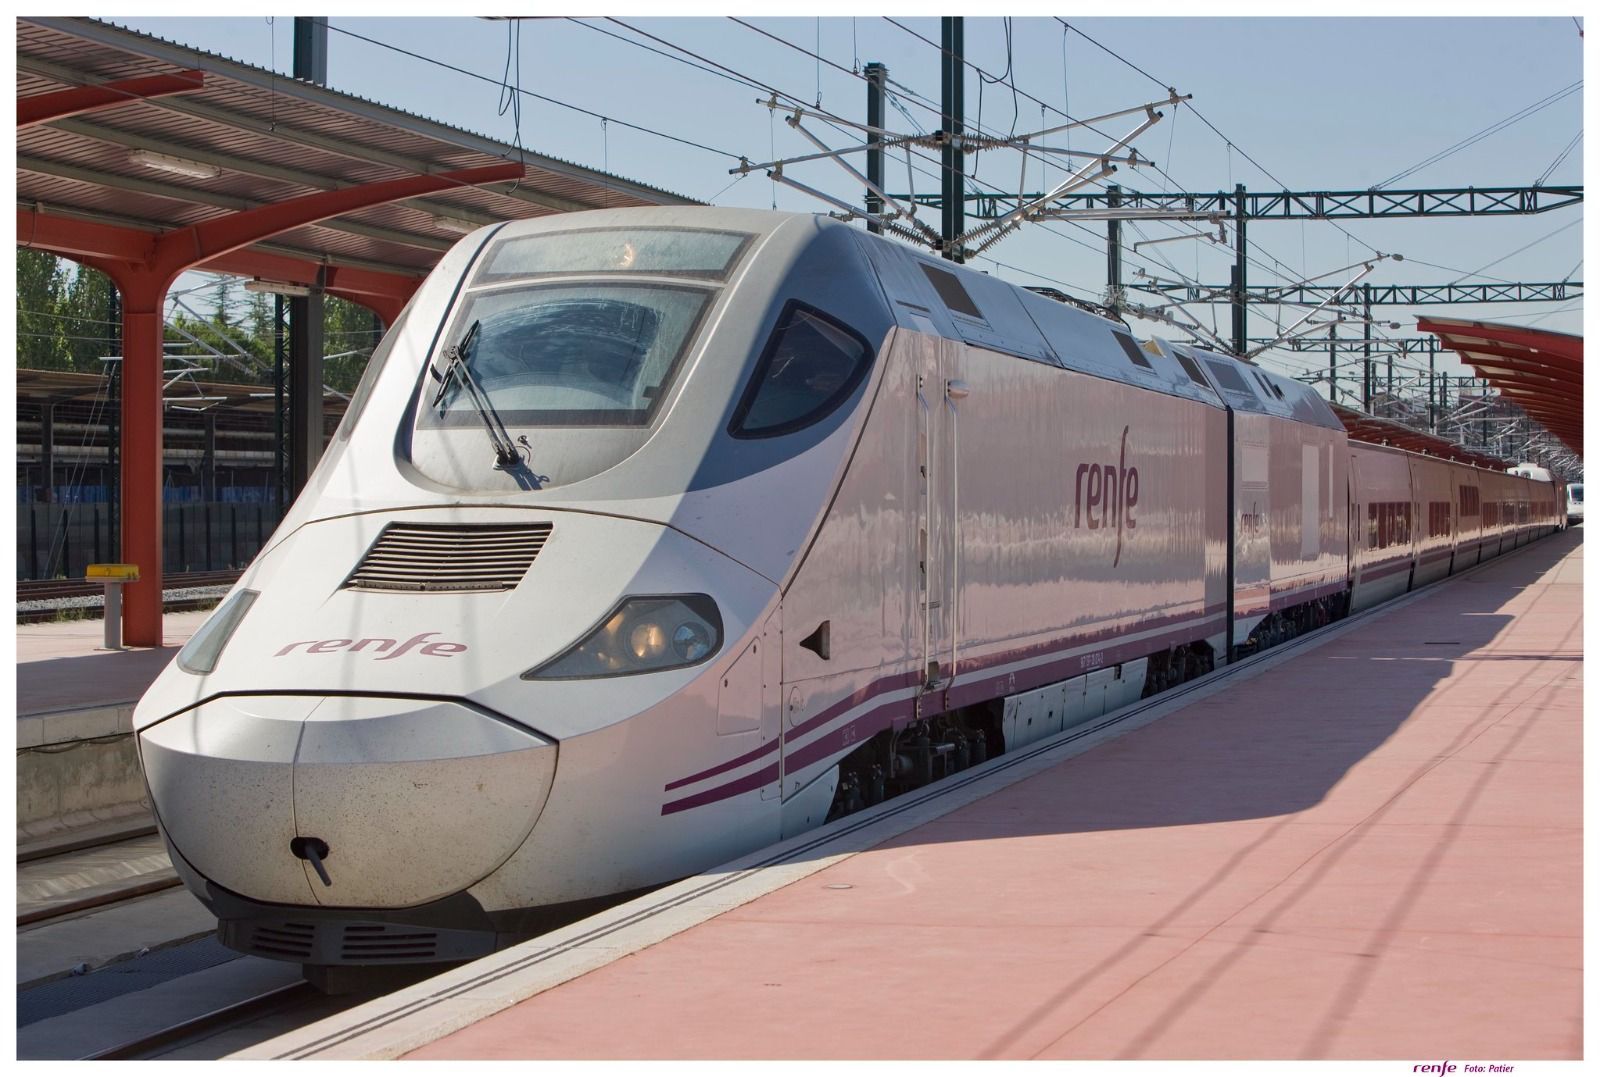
xmin=16 ymin=16 xmax=699 ymax=647
xmin=17 ymin=367 xmax=347 ymax=420
xmin=1417 ymin=317 xmax=1582 ymax=458
xmin=1329 ymin=402 xmax=1514 ymax=472
xmin=18 ymin=16 xmax=697 ymax=319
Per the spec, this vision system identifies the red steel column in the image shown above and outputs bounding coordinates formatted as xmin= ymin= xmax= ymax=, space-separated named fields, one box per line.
xmin=115 ymin=271 xmax=170 ymax=647
xmin=19 ymin=161 xmax=521 ymax=645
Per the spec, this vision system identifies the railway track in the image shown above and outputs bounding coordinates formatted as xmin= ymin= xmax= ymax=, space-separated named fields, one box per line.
xmin=17 ymin=822 xmax=179 ymax=928
xmin=18 ymin=821 xmax=428 ymax=1060
xmin=85 ymin=981 xmax=323 ymax=1060
xmin=16 ymin=569 xmax=239 ymax=622
xmin=20 ymin=825 xmax=343 ymax=1061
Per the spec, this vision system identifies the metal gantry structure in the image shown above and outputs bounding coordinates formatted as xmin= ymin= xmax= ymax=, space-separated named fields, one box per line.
xmin=926 ymin=183 xmax=1585 ymax=223
xmin=1132 ymin=279 xmax=1582 ymax=307
xmin=858 ymin=17 xmax=1583 ymax=476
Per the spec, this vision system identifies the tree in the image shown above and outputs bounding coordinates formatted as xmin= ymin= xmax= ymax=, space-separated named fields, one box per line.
xmin=245 ymin=289 xmax=274 ymax=352
xmin=322 ymin=295 xmax=383 ymax=394
xmin=164 ymin=308 xmax=271 ymax=383
xmin=211 ymin=275 xmax=238 ymax=330
xmin=61 ymin=264 xmax=117 ymax=373
xmin=17 ymin=250 xmax=69 ymax=370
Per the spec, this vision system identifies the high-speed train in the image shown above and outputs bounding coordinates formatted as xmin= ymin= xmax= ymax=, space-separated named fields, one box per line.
xmin=132 ymin=207 xmax=1566 ymax=971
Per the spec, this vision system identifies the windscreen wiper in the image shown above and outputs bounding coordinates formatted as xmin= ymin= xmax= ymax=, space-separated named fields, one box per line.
xmin=431 ymin=321 xmax=523 ymax=470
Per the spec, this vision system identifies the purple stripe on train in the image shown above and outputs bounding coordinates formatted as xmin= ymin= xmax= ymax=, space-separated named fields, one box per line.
xmin=662 ymin=613 xmax=1226 ymax=814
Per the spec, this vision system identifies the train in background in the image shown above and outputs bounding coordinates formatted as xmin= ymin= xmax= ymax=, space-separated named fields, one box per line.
xmin=130 ymin=208 xmax=1567 ymax=972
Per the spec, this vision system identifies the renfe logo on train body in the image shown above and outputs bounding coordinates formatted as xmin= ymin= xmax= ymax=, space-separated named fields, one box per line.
xmin=1074 ymin=425 xmax=1140 ymax=566
xmin=273 ymin=632 xmax=468 ymax=660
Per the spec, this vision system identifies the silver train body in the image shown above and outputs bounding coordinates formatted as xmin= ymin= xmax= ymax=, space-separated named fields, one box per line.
xmin=132 ymin=208 xmax=1566 ymax=968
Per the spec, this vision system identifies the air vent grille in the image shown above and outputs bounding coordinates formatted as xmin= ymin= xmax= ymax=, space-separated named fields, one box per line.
xmin=341 ymin=924 xmax=441 ymax=962
xmin=248 ymin=921 xmax=316 ymax=960
xmin=344 ymin=523 xmax=552 ymax=593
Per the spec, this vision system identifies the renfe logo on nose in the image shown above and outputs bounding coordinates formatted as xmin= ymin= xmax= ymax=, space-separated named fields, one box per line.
xmin=274 ymin=632 xmax=467 ymax=660
xmin=1074 ymin=425 xmax=1140 ymax=566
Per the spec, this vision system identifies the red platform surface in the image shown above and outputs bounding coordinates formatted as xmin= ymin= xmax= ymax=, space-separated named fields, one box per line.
xmin=15 ymin=609 xmax=208 ymax=718
xmin=410 ymin=530 xmax=1582 ymax=1059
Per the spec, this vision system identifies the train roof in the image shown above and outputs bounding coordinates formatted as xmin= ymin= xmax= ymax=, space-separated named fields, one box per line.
xmin=468 ymin=207 xmax=1346 ymax=430
xmin=846 ymin=220 xmax=1343 ymax=430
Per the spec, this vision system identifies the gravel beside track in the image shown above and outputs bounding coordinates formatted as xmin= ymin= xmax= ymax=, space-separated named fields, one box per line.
xmin=16 ymin=571 xmax=238 ymax=621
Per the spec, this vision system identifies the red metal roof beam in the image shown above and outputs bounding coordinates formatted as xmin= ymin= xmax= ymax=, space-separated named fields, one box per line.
xmin=200 ymin=249 xmax=423 ymax=321
xmin=1418 ymin=316 xmax=1582 ymax=363
xmin=150 ymin=161 xmax=523 ymax=277
xmin=16 ymin=208 xmax=156 ymax=263
xmin=19 ymin=69 xmax=206 ymax=127
xmin=18 ymin=162 xmax=522 ymax=281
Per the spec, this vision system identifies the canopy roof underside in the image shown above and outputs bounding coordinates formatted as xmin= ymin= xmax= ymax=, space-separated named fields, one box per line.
xmin=17 ymin=17 xmax=698 ymax=283
xmin=1418 ymin=316 xmax=1582 ymax=458
xmin=1330 ymin=401 xmax=1518 ymax=472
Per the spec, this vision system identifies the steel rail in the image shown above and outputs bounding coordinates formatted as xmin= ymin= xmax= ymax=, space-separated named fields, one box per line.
xmin=84 ymin=981 xmax=320 ymax=1061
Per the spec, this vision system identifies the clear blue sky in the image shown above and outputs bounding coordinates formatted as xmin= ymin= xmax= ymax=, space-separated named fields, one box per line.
xmin=110 ymin=13 xmax=1586 ymax=397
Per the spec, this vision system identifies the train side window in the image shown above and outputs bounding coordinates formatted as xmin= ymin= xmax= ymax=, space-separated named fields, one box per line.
xmin=919 ymin=264 xmax=984 ymax=320
xmin=1112 ymin=332 xmax=1154 ymax=369
xmin=730 ymin=301 xmax=874 ymax=439
xmin=1429 ymin=501 xmax=1451 ymax=537
xmin=1203 ymin=358 xmax=1256 ymax=398
xmin=1171 ymin=347 xmax=1211 ymax=388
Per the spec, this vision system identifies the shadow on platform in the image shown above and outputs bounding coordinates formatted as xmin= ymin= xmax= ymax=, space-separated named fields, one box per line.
xmin=16 ymin=644 xmax=182 ymax=717
xmin=880 ymin=524 xmax=1581 ymax=844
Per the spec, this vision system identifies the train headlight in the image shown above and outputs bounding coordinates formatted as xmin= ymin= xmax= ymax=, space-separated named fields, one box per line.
xmin=524 ymin=594 xmax=722 ymax=679
xmin=176 ymin=589 xmax=260 ymax=675
xmin=671 ymin=620 xmax=714 ymax=662
xmin=628 ymin=622 xmax=668 ymax=661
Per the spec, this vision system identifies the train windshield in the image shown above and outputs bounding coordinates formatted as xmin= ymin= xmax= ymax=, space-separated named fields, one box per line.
xmin=477 ymin=227 xmax=752 ymax=282
xmin=422 ymin=282 xmax=711 ymax=428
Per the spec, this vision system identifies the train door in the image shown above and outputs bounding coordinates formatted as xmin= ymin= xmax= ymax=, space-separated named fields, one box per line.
xmin=760 ymin=610 xmax=783 ymax=801
xmin=915 ymin=337 xmax=962 ymax=704
xmin=1232 ymin=418 xmax=1272 ymax=648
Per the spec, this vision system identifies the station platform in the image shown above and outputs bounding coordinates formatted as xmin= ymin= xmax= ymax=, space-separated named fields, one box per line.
xmin=243 ymin=526 xmax=1580 ymax=1060
xmin=16 ymin=610 xmax=207 ymax=833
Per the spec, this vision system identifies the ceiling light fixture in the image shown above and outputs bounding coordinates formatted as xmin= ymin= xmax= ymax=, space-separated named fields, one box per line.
xmin=243 ymin=279 xmax=312 ymax=298
xmin=431 ymin=214 xmax=480 ymax=235
xmin=129 ymin=148 xmax=221 ymax=180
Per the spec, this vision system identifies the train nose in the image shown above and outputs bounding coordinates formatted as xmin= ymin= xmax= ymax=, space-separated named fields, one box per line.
xmin=139 ymin=695 xmax=555 ymax=908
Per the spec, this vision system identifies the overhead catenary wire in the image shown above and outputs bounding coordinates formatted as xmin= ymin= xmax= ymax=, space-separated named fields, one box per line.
xmin=596 ymin=16 xmax=985 ymax=219
xmin=1052 ymin=16 xmax=1434 ymax=295
xmin=274 ymin=20 xmax=1570 ymax=404
xmin=878 ymin=16 xmax=1312 ymax=286
xmin=1036 ymin=15 xmax=1584 ymax=394
xmin=607 ymin=16 xmax=1180 ymax=277
xmin=1374 ymin=80 xmax=1583 ymax=190
xmin=1533 ymin=128 xmax=1583 ymax=187
xmin=496 ymin=17 xmax=526 ymax=176
xmin=325 ymin=22 xmax=746 ymax=164
xmin=602 ymin=13 xmax=1281 ymax=308
xmin=1053 ymin=16 xmax=1388 ymax=265
xmin=1445 ymin=218 xmax=1583 ymax=284
xmin=720 ymin=18 xmax=1276 ymax=297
